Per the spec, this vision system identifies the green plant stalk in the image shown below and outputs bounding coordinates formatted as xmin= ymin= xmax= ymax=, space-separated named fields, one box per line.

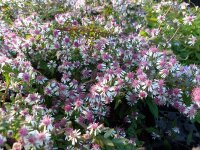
xmin=1 ymin=73 xmax=10 ymax=107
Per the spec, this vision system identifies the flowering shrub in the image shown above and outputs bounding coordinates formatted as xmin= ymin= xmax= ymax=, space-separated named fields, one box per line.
xmin=140 ymin=1 xmax=200 ymax=64
xmin=0 ymin=0 xmax=200 ymax=149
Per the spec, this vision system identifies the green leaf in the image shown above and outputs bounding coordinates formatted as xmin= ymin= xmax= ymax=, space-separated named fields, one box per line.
xmin=148 ymin=17 xmax=157 ymax=22
xmin=187 ymin=131 xmax=193 ymax=145
xmin=3 ymin=72 xmax=10 ymax=87
xmin=104 ymin=129 xmax=114 ymax=138
xmin=139 ymin=30 xmax=148 ymax=37
xmin=146 ymin=98 xmax=158 ymax=119
xmin=194 ymin=110 xmax=200 ymax=124
xmin=2 ymin=65 xmax=13 ymax=73
xmin=112 ymin=138 xmax=127 ymax=145
xmin=4 ymin=143 xmax=11 ymax=150
xmin=95 ymin=135 xmax=114 ymax=148
xmin=163 ymin=139 xmax=171 ymax=150
xmin=195 ymin=52 xmax=200 ymax=61
xmin=104 ymin=139 xmax=115 ymax=147
xmin=126 ymin=122 xmax=136 ymax=136
xmin=114 ymin=98 xmax=121 ymax=110
xmin=145 ymin=127 xmax=157 ymax=133
xmin=112 ymin=138 xmax=136 ymax=150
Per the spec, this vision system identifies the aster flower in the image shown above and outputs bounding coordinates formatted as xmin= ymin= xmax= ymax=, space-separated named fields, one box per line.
xmin=172 ymin=127 xmax=180 ymax=134
xmin=159 ymin=69 xmax=169 ymax=78
xmin=59 ymin=84 xmax=68 ymax=95
xmin=87 ymin=122 xmax=103 ymax=136
xmin=131 ymin=79 xmax=140 ymax=90
xmin=143 ymin=79 xmax=154 ymax=92
xmin=171 ymin=88 xmax=182 ymax=98
xmin=61 ymin=73 xmax=71 ymax=84
xmin=23 ymin=131 xmax=39 ymax=149
xmin=36 ymin=75 xmax=48 ymax=84
xmin=138 ymin=91 xmax=147 ymax=99
xmin=188 ymin=35 xmax=197 ymax=46
xmin=82 ymin=69 xmax=92 ymax=78
xmin=0 ymin=56 xmax=9 ymax=68
xmin=64 ymin=104 xmax=72 ymax=112
xmin=19 ymin=127 xmax=29 ymax=137
xmin=71 ymin=79 xmax=79 ymax=88
xmin=151 ymin=132 xmax=160 ymax=140
xmin=66 ymin=129 xmax=81 ymax=145
xmin=82 ymin=110 xmax=93 ymax=122
xmin=157 ymin=15 xmax=165 ymax=23
xmin=47 ymin=60 xmax=57 ymax=69
xmin=192 ymin=87 xmax=200 ymax=104
xmin=18 ymin=73 xmax=30 ymax=82
xmin=35 ymin=130 xmax=51 ymax=146
xmin=114 ymin=127 xmax=126 ymax=138
xmin=44 ymin=81 xmax=59 ymax=96
xmin=125 ymin=72 xmax=134 ymax=82
xmin=25 ymin=115 xmax=37 ymax=126
xmin=25 ymin=93 xmax=41 ymax=105
xmin=40 ymin=115 xmax=54 ymax=131
xmin=183 ymin=15 xmax=196 ymax=25
xmin=97 ymin=63 xmax=107 ymax=71
xmin=92 ymin=144 xmax=101 ymax=150
xmin=0 ymin=134 xmax=6 ymax=146
xmin=126 ymin=92 xmax=138 ymax=106
xmin=165 ymin=130 xmax=172 ymax=136
xmin=74 ymin=98 xmax=83 ymax=111
xmin=180 ymin=2 xmax=189 ymax=10
xmin=186 ymin=105 xmax=198 ymax=119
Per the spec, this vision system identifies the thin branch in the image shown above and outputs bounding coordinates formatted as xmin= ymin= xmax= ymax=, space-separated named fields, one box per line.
xmin=166 ymin=27 xmax=179 ymax=44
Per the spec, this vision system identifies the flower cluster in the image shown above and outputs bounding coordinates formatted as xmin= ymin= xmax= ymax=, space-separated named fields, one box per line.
xmin=141 ymin=1 xmax=200 ymax=63
xmin=0 ymin=0 xmax=199 ymax=149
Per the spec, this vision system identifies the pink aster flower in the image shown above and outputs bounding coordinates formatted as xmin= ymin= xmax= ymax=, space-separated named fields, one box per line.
xmin=18 ymin=73 xmax=30 ymax=82
xmin=0 ymin=56 xmax=8 ymax=65
xmin=27 ymin=134 xmax=37 ymax=145
xmin=159 ymin=69 xmax=169 ymax=78
xmin=53 ymin=29 xmax=59 ymax=37
xmin=87 ymin=122 xmax=103 ymax=136
xmin=125 ymin=72 xmax=134 ymax=81
xmin=65 ymin=129 xmax=81 ymax=145
xmin=188 ymin=35 xmax=197 ymax=46
xmin=157 ymin=15 xmax=165 ymax=23
xmin=126 ymin=92 xmax=138 ymax=106
xmin=36 ymin=75 xmax=47 ymax=84
xmin=183 ymin=15 xmax=196 ymax=25
xmin=64 ymin=104 xmax=71 ymax=112
xmin=64 ymin=37 xmax=70 ymax=43
xmin=83 ymin=110 xmax=93 ymax=122
xmin=33 ymin=29 xmax=40 ymax=35
xmin=74 ymin=99 xmax=82 ymax=110
xmin=138 ymin=91 xmax=147 ymax=99
xmin=19 ymin=127 xmax=29 ymax=137
xmin=54 ymin=43 xmax=60 ymax=49
xmin=25 ymin=93 xmax=41 ymax=104
xmin=192 ymin=87 xmax=200 ymax=103
xmin=40 ymin=116 xmax=53 ymax=131
xmin=36 ymin=131 xmax=51 ymax=146
xmin=92 ymin=144 xmax=101 ymax=150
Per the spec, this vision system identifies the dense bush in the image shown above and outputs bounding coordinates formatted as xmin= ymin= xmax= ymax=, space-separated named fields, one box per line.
xmin=0 ymin=0 xmax=200 ymax=149
xmin=141 ymin=0 xmax=200 ymax=64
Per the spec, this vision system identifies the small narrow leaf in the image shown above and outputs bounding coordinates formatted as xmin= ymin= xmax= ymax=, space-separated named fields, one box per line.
xmin=104 ymin=129 xmax=114 ymax=138
xmin=187 ymin=131 xmax=193 ymax=145
xmin=146 ymin=98 xmax=158 ymax=119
